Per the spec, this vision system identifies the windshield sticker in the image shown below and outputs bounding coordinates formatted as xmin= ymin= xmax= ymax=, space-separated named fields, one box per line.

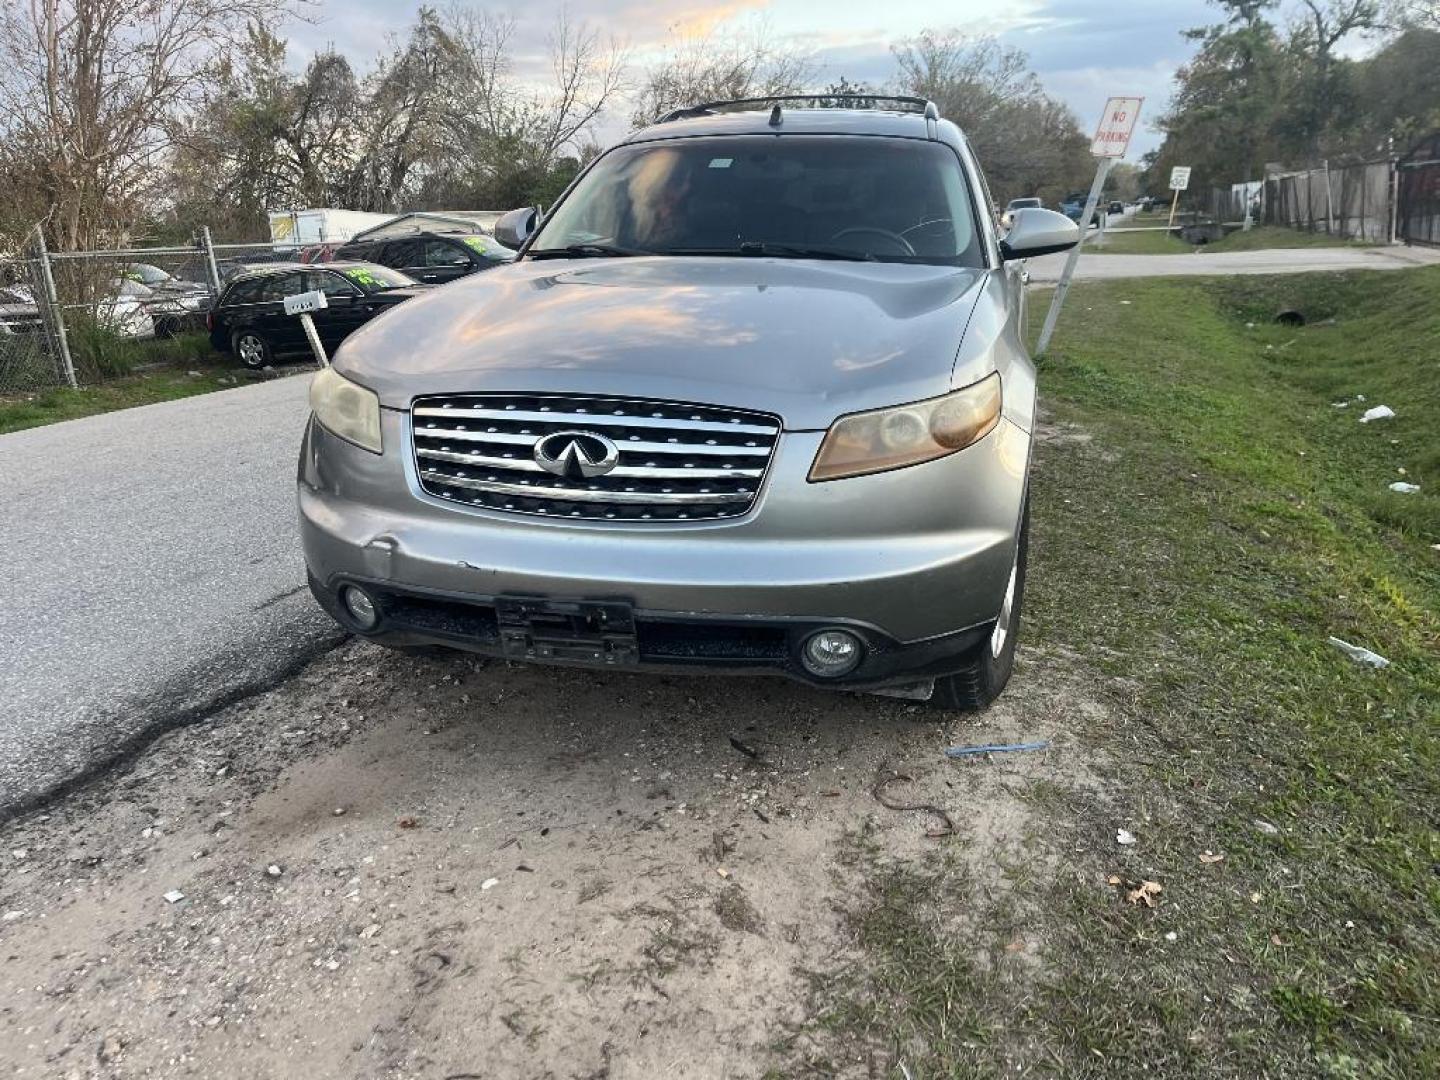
xmin=708 ymin=158 xmax=733 ymax=169
xmin=462 ymin=236 xmax=489 ymax=254
xmin=340 ymin=267 xmax=386 ymax=288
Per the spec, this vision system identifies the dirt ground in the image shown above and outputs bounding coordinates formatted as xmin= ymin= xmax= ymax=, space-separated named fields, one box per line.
xmin=0 ymin=620 xmax=1111 ymax=1079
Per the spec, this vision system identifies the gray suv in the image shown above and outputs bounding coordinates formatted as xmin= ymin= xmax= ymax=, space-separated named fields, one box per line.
xmin=299 ymin=96 xmax=1079 ymax=709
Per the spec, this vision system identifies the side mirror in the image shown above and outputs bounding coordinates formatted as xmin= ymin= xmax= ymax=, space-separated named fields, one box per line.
xmin=493 ymin=206 xmax=540 ymax=250
xmin=999 ymin=208 xmax=1081 ymax=260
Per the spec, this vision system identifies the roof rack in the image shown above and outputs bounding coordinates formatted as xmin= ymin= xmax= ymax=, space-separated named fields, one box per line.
xmin=658 ymin=95 xmax=940 ymax=124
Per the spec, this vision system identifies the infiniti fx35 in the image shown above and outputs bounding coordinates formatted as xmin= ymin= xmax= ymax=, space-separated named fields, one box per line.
xmin=298 ymin=96 xmax=1080 ymax=709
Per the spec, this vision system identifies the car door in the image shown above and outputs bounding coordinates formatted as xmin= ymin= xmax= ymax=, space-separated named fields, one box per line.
xmin=378 ymin=240 xmax=429 ymax=282
xmin=253 ymin=271 xmax=310 ymax=353
xmin=304 ymin=269 xmax=368 ymax=349
xmin=419 ymin=239 xmax=476 ymax=284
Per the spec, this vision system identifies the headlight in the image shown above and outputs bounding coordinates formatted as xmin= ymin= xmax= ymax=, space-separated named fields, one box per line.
xmin=309 ymin=366 xmax=383 ymax=454
xmin=808 ymin=372 xmax=1001 ymax=482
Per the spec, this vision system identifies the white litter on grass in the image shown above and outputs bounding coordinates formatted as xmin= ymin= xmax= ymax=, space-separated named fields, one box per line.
xmin=1359 ymin=405 xmax=1395 ymax=423
xmin=1389 ymin=481 xmax=1421 ymax=494
xmin=481 ymin=877 xmax=499 ymax=891
xmin=1254 ymin=820 xmax=1280 ymax=836
xmin=1328 ymin=636 xmax=1390 ymax=669
xmin=163 ymin=890 xmax=185 ymax=904
xmin=1116 ymin=829 xmax=1138 ymax=846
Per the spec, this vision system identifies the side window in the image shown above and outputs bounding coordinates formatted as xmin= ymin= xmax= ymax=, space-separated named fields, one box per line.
xmin=384 ymin=240 xmax=424 ymax=268
xmin=306 ymin=270 xmax=361 ymax=298
xmin=223 ymin=279 xmax=262 ymax=306
xmin=257 ymin=272 xmax=306 ymax=303
xmin=424 ymin=240 xmax=472 ymax=268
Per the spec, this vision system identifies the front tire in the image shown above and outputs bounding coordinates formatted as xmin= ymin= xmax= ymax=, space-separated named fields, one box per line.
xmin=927 ymin=497 xmax=1029 ymax=712
xmin=233 ymin=329 xmax=273 ymax=370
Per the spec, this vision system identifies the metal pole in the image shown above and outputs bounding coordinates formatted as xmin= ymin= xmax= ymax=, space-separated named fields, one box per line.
xmin=299 ymin=313 xmax=328 ymax=368
xmin=31 ymin=226 xmax=77 ymax=390
xmin=1324 ymin=159 xmax=1336 ymax=235
xmin=201 ymin=225 xmax=222 ymax=297
xmin=1166 ymin=187 xmax=1180 ymax=231
xmin=1389 ymin=159 xmax=1400 ymax=244
xmin=1037 ymin=156 xmax=1113 ymax=356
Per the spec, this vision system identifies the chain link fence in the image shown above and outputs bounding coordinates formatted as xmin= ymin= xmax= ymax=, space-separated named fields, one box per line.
xmin=0 ymin=233 xmax=73 ymax=396
xmin=0 ymin=227 xmax=304 ymax=396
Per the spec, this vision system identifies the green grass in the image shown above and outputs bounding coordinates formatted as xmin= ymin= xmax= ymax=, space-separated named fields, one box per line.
xmin=1091 ymin=228 xmax=1192 ymax=254
xmin=1093 ymin=224 xmax=1373 ymax=255
xmin=0 ymin=337 xmax=260 ymax=434
xmin=782 ymin=268 xmax=1440 ymax=1077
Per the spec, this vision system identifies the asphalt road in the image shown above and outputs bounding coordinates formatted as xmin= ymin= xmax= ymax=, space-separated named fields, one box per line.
xmin=4 ymin=241 xmax=1438 ymax=817
xmin=0 ymin=373 xmax=341 ymax=818
xmin=1026 ymin=239 xmax=1440 ymax=281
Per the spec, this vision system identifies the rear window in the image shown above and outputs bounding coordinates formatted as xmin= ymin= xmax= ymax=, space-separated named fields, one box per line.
xmin=531 ymin=134 xmax=984 ymax=266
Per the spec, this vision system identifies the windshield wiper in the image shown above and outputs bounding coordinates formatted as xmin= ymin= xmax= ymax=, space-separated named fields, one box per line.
xmin=528 ymin=243 xmax=644 ymax=260
xmin=662 ymin=243 xmax=875 ymax=262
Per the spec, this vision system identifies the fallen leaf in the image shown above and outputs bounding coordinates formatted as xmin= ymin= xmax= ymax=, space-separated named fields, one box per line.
xmin=716 ymin=867 xmax=730 ymax=879
xmin=1107 ymin=874 xmax=1123 ymax=886
xmin=1126 ymin=881 xmax=1163 ymax=908
xmin=1270 ymin=934 xmax=1284 ymax=946
xmin=1005 ymin=937 xmax=1026 ymax=953
xmin=1199 ymin=850 xmax=1225 ymax=864
xmin=1250 ymin=891 xmax=1262 ymax=904
xmin=397 ymin=817 xmax=419 ymax=829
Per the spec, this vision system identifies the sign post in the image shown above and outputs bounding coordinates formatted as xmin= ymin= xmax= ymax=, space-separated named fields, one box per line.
xmin=1166 ymin=166 xmax=1192 ymax=231
xmin=284 ymin=290 xmax=330 ymax=368
xmin=1036 ymin=96 xmax=1143 ymax=355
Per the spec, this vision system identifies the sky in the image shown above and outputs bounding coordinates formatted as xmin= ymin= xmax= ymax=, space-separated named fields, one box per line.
xmin=284 ymin=0 xmax=1223 ymax=159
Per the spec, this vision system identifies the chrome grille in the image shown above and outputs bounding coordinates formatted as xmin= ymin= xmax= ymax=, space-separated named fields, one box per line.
xmin=410 ymin=393 xmax=781 ymax=521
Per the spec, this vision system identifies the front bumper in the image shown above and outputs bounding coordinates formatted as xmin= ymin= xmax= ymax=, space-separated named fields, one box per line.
xmin=299 ymin=407 xmax=1031 ymax=685
xmin=308 ymin=572 xmax=993 ymax=690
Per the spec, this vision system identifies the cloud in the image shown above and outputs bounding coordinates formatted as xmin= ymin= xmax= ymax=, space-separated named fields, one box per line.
xmin=282 ymin=0 xmax=1209 ymax=157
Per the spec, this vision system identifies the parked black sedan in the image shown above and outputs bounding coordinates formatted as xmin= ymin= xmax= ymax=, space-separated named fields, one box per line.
xmin=334 ymin=231 xmax=514 ymax=285
xmin=208 ymin=262 xmax=428 ymax=368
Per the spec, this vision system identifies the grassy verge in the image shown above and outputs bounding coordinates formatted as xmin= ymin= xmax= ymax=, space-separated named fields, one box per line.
xmin=786 ymin=268 xmax=1440 ymax=1077
xmin=1094 ymin=224 xmax=1373 ymax=255
xmin=1 ymin=336 xmax=256 ymax=434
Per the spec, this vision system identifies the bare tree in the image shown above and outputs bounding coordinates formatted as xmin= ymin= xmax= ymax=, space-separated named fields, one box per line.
xmin=630 ymin=26 xmax=813 ymax=127
xmin=892 ymin=31 xmax=1091 ymax=202
xmin=0 ymin=0 xmax=301 ymax=249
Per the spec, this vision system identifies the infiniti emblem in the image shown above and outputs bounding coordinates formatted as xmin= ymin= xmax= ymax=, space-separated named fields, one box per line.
xmin=533 ymin=430 xmax=620 ymax=479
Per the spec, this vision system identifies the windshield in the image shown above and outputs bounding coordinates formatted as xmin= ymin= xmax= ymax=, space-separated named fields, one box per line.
xmin=334 ymin=264 xmax=417 ymax=292
xmin=1009 ymin=198 xmax=1041 ymax=209
xmin=530 ymin=135 xmax=983 ymax=266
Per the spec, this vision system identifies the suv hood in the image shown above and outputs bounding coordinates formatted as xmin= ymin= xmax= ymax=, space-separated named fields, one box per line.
xmin=335 ymin=257 xmax=988 ymax=430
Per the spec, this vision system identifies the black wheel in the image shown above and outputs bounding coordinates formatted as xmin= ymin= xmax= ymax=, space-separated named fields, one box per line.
xmin=927 ymin=497 xmax=1029 ymax=712
xmin=233 ymin=329 xmax=273 ymax=370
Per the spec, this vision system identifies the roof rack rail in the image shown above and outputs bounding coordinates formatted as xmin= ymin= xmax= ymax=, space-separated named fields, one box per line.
xmin=658 ymin=94 xmax=940 ymax=124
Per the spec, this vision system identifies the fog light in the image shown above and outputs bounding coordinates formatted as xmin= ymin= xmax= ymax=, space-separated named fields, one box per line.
xmin=801 ymin=629 xmax=863 ymax=677
xmin=341 ymin=585 xmax=379 ymax=630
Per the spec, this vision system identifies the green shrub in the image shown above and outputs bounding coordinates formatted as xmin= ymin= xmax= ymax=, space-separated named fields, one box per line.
xmin=64 ymin=313 xmax=146 ymax=379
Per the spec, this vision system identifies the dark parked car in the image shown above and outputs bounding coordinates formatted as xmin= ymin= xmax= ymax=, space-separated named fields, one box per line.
xmin=333 ymin=232 xmax=514 ymax=285
xmin=1107 ymin=200 xmax=1124 ymax=215
xmin=207 ymin=262 xmax=428 ymax=368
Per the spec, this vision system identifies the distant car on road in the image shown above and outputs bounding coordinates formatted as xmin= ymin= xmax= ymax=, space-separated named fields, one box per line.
xmin=1107 ymin=200 xmax=1124 ymax=216
xmin=1001 ymin=197 xmax=1043 ymax=228
xmin=333 ymin=231 xmax=515 ymax=285
xmin=207 ymin=262 xmax=429 ymax=369
xmin=1061 ymin=192 xmax=1101 ymax=227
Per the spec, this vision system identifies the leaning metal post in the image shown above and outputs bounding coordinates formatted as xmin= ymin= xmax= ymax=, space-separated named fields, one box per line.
xmin=31 ymin=226 xmax=77 ymax=389
xmin=200 ymin=226 xmax=222 ymax=297
xmin=1036 ymin=156 xmax=1113 ymax=356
